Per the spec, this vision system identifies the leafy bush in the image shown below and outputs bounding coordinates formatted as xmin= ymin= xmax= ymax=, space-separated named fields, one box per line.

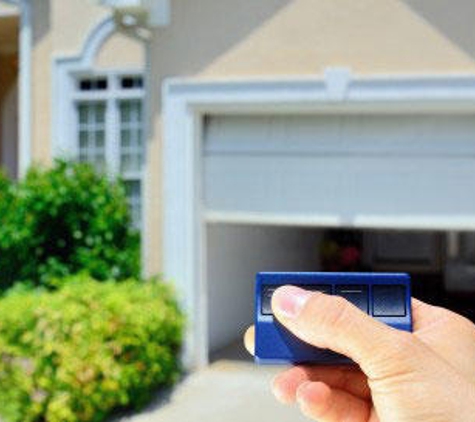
xmin=0 ymin=160 xmax=139 ymax=289
xmin=0 ymin=275 xmax=184 ymax=422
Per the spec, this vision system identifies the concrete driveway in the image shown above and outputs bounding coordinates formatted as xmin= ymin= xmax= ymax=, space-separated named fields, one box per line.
xmin=116 ymin=360 xmax=308 ymax=422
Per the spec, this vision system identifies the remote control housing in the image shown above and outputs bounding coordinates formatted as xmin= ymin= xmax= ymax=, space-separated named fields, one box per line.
xmin=255 ymin=272 xmax=412 ymax=364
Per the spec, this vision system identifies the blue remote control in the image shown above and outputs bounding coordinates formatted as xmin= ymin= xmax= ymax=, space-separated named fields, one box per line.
xmin=255 ymin=272 xmax=412 ymax=364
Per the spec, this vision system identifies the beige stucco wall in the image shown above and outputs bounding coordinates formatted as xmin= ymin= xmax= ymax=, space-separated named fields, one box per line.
xmin=95 ymin=32 xmax=145 ymax=69
xmin=199 ymin=0 xmax=475 ymax=77
xmin=144 ymin=0 xmax=475 ymax=276
xmin=30 ymin=0 xmax=144 ymax=165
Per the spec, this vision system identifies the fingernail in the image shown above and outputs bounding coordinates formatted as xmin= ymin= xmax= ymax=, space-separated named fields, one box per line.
xmin=272 ymin=286 xmax=312 ymax=318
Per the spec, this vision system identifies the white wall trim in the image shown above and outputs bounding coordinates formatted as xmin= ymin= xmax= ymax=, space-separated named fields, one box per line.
xmin=206 ymin=211 xmax=475 ymax=231
xmin=18 ymin=0 xmax=32 ymax=177
xmin=162 ymin=70 xmax=475 ymax=368
xmin=165 ymin=72 xmax=475 ymax=112
xmin=51 ymin=17 xmax=116 ymax=157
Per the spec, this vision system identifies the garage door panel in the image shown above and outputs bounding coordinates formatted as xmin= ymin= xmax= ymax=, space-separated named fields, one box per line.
xmin=205 ymin=155 xmax=475 ymax=216
xmin=205 ymin=115 xmax=475 ymax=156
xmin=204 ymin=115 xmax=475 ymax=227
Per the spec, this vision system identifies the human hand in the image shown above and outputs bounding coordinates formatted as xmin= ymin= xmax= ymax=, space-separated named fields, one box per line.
xmin=244 ymin=286 xmax=475 ymax=421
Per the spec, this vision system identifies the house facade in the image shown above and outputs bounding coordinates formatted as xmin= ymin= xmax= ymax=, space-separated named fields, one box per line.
xmin=2 ymin=0 xmax=475 ymax=367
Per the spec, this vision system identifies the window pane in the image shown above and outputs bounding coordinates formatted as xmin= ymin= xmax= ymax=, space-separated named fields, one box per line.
xmin=79 ymin=131 xmax=88 ymax=148
xmin=78 ymin=105 xmax=88 ymax=124
xmin=121 ymin=76 xmax=143 ymax=89
xmin=95 ymin=103 xmax=106 ymax=124
xmin=78 ymin=78 xmax=108 ymax=91
xmin=121 ymin=102 xmax=131 ymax=123
xmin=97 ymin=78 xmax=108 ymax=90
xmin=121 ymin=129 xmax=130 ymax=147
xmin=96 ymin=130 xmax=105 ymax=148
xmin=77 ymin=102 xmax=106 ymax=171
xmin=124 ymin=180 xmax=141 ymax=229
xmin=119 ymin=100 xmax=143 ymax=173
xmin=121 ymin=154 xmax=131 ymax=171
xmin=79 ymin=80 xmax=92 ymax=91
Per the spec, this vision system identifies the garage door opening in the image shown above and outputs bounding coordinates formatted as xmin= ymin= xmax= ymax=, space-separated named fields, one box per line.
xmin=206 ymin=224 xmax=475 ymax=363
xmin=207 ymin=223 xmax=322 ymax=362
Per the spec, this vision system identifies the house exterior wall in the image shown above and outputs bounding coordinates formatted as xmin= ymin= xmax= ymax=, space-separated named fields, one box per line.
xmin=30 ymin=0 xmax=143 ymax=166
xmin=145 ymin=0 xmax=475 ymax=276
xmin=19 ymin=0 xmax=475 ymax=277
xmin=95 ymin=32 xmax=145 ymax=69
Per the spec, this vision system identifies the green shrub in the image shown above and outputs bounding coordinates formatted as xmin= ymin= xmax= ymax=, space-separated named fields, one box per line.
xmin=0 ymin=275 xmax=184 ymax=422
xmin=0 ymin=160 xmax=139 ymax=289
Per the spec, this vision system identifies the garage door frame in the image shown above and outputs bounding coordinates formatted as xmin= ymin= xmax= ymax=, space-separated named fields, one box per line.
xmin=162 ymin=69 xmax=475 ymax=368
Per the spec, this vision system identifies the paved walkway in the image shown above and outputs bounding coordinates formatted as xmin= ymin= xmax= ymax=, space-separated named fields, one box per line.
xmin=116 ymin=360 xmax=308 ymax=422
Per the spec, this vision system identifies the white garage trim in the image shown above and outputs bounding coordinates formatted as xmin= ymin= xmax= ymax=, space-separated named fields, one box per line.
xmin=206 ymin=212 xmax=475 ymax=231
xmin=162 ymin=70 xmax=475 ymax=368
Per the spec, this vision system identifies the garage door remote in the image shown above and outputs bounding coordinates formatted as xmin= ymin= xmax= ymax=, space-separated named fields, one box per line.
xmin=255 ymin=272 xmax=412 ymax=364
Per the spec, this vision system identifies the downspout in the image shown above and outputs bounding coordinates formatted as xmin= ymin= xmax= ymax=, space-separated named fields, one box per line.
xmin=18 ymin=0 xmax=32 ymax=178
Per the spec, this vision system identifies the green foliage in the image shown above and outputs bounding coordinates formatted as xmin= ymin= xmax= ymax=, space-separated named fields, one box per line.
xmin=0 ymin=160 xmax=140 ymax=289
xmin=0 ymin=275 xmax=184 ymax=422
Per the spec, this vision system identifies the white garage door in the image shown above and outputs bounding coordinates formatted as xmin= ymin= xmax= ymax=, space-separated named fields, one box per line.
xmin=204 ymin=114 xmax=475 ymax=229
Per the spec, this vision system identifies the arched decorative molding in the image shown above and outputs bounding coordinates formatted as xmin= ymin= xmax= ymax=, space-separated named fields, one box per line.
xmin=51 ymin=16 xmax=115 ymax=157
xmin=80 ymin=17 xmax=116 ymax=68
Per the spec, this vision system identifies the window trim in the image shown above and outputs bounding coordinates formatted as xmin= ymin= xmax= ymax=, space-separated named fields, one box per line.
xmin=72 ymin=71 xmax=145 ymax=229
xmin=71 ymin=70 xmax=145 ymax=174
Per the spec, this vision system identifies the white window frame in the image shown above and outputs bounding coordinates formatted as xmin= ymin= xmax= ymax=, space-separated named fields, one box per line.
xmin=72 ymin=70 xmax=145 ymax=228
xmin=71 ymin=69 xmax=145 ymax=173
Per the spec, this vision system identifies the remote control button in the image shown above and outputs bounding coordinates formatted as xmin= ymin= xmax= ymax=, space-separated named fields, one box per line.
xmin=261 ymin=286 xmax=277 ymax=315
xmin=300 ymin=284 xmax=332 ymax=294
xmin=335 ymin=285 xmax=368 ymax=313
xmin=372 ymin=285 xmax=407 ymax=317
xmin=261 ymin=284 xmax=331 ymax=315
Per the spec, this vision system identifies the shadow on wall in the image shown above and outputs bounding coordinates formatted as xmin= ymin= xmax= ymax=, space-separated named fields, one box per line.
xmin=403 ymin=0 xmax=475 ymax=61
xmin=159 ymin=0 xmax=291 ymax=75
xmin=32 ymin=0 xmax=50 ymax=46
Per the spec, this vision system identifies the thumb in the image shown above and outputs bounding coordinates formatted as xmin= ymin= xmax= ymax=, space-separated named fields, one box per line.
xmin=271 ymin=285 xmax=422 ymax=379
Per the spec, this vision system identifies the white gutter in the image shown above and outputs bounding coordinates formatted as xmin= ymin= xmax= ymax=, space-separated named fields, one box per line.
xmin=18 ymin=0 xmax=32 ymax=178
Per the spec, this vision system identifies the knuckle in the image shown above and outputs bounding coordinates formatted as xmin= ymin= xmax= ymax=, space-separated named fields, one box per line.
xmin=453 ymin=313 xmax=475 ymax=336
xmin=368 ymin=331 xmax=422 ymax=382
xmin=434 ymin=308 xmax=475 ymax=340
